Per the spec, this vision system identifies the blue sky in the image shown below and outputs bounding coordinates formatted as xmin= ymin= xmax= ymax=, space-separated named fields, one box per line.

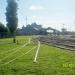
xmin=0 ymin=0 xmax=75 ymax=31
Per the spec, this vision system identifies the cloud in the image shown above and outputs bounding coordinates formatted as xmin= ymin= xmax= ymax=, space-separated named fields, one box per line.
xmin=29 ymin=5 xmax=45 ymax=11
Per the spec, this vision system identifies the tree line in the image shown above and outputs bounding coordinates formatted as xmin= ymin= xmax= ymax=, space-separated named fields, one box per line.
xmin=0 ymin=22 xmax=8 ymax=38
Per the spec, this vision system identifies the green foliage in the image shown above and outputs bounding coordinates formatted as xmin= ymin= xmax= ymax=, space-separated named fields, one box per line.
xmin=6 ymin=0 xmax=18 ymax=35
xmin=0 ymin=22 xmax=8 ymax=38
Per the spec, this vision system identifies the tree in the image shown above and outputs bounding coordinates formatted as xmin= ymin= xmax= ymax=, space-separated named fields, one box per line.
xmin=0 ymin=23 xmax=8 ymax=38
xmin=6 ymin=0 xmax=18 ymax=43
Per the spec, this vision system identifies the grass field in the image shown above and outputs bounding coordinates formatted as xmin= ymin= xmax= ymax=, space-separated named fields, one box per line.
xmin=0 ymin=36 xmax=75 ymax=75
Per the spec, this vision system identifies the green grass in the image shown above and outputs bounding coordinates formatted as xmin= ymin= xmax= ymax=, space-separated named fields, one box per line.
xmin=0 ymin=36 xmax=75 ymax=75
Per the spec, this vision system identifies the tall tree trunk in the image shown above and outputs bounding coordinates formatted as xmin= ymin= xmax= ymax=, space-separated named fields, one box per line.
xmin=12 ymin=33 xmax=16 ymax=43
xmin=13 ymin=37 xmax=16 ymax=43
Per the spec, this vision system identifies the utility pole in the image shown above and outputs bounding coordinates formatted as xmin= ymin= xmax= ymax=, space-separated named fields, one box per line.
xmin=26 ymin=16 xmax=27 ymax=26
xmin=63 ymin=24 xmax=65 ymax=29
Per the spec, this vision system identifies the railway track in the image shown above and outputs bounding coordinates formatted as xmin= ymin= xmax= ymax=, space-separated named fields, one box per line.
xmin=38 ymin=36 xmax=75 ymax=51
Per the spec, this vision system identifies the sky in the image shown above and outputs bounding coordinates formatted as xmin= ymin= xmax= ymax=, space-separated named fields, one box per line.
xmin=0 ymin=0 xmax=75 ymax=31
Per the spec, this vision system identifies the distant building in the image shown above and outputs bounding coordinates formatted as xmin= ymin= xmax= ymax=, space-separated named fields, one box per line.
xmin=17 ymin=23 xmax=61 ymax=36
xmin=17 ymin=23 xmax=42 ymax=35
